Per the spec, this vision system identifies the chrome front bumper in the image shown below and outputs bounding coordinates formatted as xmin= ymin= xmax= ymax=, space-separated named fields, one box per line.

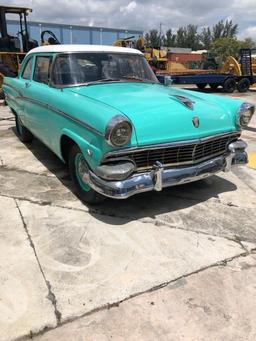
xmin=86 ymin=140 xmax=248 ymax=199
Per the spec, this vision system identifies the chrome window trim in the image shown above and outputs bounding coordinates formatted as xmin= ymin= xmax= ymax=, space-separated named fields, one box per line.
xmin=33 ymin=55 xmax=53 ymax=84
xmin=21 ymin=55 xmax=34 ymax=80
xmin=49 ymin=52 xmax=159 ymax=88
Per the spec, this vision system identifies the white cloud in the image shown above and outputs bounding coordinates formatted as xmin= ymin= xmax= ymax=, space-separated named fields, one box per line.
xmin=240 ymin=26 xmax=256 ymax=40
xmin=2 ymin=0 xmax=256 ymax=39
xmin=120 ymin=1 xmax=137 ymax=14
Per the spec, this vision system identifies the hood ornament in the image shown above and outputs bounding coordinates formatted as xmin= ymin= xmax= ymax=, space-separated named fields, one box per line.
xmin=171 ymin=95 xmax=194 ymax=110
xmin=192 ymin=116 xmax=200 ymax=128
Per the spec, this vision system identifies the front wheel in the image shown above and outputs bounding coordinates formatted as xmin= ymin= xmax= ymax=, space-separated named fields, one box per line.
xmin=69 ymin=145 xmax=105 ymax=205
xmin=15 ymin=114 xmax=34 ymax=143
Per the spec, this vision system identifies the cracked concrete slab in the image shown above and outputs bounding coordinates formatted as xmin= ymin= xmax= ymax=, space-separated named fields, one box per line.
xmin=36 ymin=254 xmax=256 ymax=341
xmin=0 ymin=196 xmax=56 ymax=340
xmin=0 ymin=126 xmax=66 ymax=177
xmin=18 ymin=199 xmax=248 ymax=322
xmin=0 ymin=169 xmax=86 ymax=211
xmin=1 ymin=167 xmax=256 ymax=243
xmin=1 ymin=92 xmax=256 ymax=340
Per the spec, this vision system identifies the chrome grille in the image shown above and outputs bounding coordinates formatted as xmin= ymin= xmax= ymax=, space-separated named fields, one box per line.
xmin=103 ymin=133 xmax=240 ymax=171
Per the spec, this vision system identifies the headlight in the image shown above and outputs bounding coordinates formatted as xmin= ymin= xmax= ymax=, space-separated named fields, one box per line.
xmin=105 ymin=115 xmax=132 ymax=147
xmin=237 ymin=103 xmax=255 ymax=128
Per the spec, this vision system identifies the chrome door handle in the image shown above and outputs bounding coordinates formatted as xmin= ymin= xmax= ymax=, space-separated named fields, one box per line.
xmin=25 ymin=82 xmax=31 ymax=88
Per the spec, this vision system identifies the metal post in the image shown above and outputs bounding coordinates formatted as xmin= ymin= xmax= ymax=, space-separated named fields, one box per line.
xmin=60 ymin=26 xmax=63 ymax=43
xmin=70 ymin=25 xmax=72 ymax=44
xmin=159 ymin=22 xmax=162 ymax=48
xmin=89 ymin=29 xmax=93 ymax=44
xmin=100 ymin=28 xmax=103 ymax=45
xmin=23 ymin=12 xmax=29 ymax=52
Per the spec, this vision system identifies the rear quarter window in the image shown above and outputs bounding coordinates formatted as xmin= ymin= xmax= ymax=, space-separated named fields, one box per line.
xmin=33 ymin=56 xmax=52 ymax=84
xmin=21 ymin=57 xmax=33 ymax=80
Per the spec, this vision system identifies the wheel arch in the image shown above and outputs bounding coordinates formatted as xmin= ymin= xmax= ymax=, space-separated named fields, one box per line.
xmin=59 ymin=129 xmax=102 ymax=170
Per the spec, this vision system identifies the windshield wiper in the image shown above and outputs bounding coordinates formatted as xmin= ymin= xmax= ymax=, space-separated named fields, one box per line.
xmin=120 ymin=76 xmax=144 ymax=81
xmin=120 ymin=76 xmax=158 ymax=83
xmin=85 ymin=78 xmax=121 ymax=86
xmin=82 ymin=77 xmax=158 ymax=87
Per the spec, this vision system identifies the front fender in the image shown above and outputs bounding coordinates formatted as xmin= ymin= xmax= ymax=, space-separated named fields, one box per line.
xmin=60 ymin=128 xmax=103 ymax=170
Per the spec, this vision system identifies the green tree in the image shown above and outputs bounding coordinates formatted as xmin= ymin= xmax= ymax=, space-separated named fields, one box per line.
xmin=163 ymin=29 xmax=176 ymax=47
xmin=186 ymin=24 xmax=201 ymax=50
xmin=239 ymin=37 xmax=256 ymax=49
xmin=212 ymin=20 xmax=238 ymax=39
xmin=210 ymin=37 xmax=256 ymax=62
xmin=209 ymin=37 xmax=241 ymax=61
xmin=144 ymin=29 xmax=162 ymax=48
xmin=175 ymin=26 xmax=186 ymax=47
xmin=172 ymin=25 xmax=201 ymax=50
xmin=200 ymin=27 xmax=212 ymax=49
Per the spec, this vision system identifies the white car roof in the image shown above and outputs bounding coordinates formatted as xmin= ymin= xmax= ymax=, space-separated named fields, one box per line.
xmin=27 ymin=44 xmax=143 ymax=55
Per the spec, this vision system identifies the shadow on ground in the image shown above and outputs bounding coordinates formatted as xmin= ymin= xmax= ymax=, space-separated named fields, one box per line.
xmin=11 ymin=126 xmax=238 ymax=224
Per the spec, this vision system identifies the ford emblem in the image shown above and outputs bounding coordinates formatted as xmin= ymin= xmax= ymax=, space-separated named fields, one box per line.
xmin=192 ymin=116 xmax=200 ymax=128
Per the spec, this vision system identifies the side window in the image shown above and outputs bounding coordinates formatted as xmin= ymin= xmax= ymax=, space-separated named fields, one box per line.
xmin=22 ymin=58 xmax=33 ymax=80
xmin=33 ymin=56 xmax=52 ymax=84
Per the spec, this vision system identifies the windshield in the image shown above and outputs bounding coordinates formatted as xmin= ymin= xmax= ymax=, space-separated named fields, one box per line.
xmin=52 ymin=52 xmax=159 ymax=86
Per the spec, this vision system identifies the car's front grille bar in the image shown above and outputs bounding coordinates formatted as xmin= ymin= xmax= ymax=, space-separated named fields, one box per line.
xmin=103 ymin=132 xmax=241 ymax=171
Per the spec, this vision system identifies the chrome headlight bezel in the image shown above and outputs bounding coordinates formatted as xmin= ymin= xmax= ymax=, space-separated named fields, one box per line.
xmin=236 ymin=102 xmax=255 ymax=128
xmin=105 ymin=115 xmax=132 ymax=147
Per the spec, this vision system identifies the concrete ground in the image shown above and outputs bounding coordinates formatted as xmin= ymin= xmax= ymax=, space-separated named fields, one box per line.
xmin=0 ymin=87 xmax=256 ymax=341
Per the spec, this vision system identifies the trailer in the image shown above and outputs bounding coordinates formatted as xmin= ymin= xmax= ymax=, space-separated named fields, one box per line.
xmin=157 ymin=49 xmax=256 ymax=93
xmin=157 ymin=73 xmax=256 ymax=93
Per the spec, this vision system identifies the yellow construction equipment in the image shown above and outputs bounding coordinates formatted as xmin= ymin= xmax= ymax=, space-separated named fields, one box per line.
xmin=113 ymin=35 xmax=145 ymax=50
xmin=0 ymin=5 xmax=61 ymax=98
xmin=0 ymin=6 xmax=39 ymax=98
xmin=219 ymin=56 xmax=242 ymax=76
xmin=252 ymin=57 xmax=256 ymax=74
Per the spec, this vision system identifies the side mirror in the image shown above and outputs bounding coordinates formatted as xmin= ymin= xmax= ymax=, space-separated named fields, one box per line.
xmin=164 ymin=75 xmax=173 ymax=86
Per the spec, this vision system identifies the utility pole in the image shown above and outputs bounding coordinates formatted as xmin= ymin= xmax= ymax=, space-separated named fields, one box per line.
xmin=159 ymin=22 xmax=162 ymax=48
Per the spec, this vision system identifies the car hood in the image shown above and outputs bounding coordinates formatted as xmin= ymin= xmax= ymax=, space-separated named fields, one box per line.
xmin=68 ymin=82 xmax=240 ymax=146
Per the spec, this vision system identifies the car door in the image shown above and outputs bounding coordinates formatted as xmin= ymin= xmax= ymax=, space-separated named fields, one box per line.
xmin=22 ymin=54 xmax=54 ymax=147
xmin=7 ymin=55 xmax=34 ymax=127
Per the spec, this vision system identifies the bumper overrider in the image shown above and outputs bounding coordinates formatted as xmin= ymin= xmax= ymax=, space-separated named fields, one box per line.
xmin=84 ymin=140 xmax=248 ymax=199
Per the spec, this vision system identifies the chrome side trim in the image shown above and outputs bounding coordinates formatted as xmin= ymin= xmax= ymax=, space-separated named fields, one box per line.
xmin=15 ymin=95 xmax=103 ymax=136
xmin=3 ymin=83 xmax=23 ymax=97
xmin=171 ymin=95 xmax=194 ymax=110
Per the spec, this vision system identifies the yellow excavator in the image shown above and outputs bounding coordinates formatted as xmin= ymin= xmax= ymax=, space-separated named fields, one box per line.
xmin=0 ymin=6 xmax=37 ymax=98
xmin=0 ymin=5 xmax=60 ymax=99
xmin=113 ymin=35 xmax=168 ymax=70
xmin=220 ymin=54 xmax=256 ymax=76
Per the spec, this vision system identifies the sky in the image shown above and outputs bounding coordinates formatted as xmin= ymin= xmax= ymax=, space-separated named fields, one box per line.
xmin=4 ymin=0 xmax=256 ymax=40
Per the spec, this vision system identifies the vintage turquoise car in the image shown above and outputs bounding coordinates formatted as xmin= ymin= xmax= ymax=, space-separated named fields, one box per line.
xmin=3 ymin=45 xmax=255 ymax=204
